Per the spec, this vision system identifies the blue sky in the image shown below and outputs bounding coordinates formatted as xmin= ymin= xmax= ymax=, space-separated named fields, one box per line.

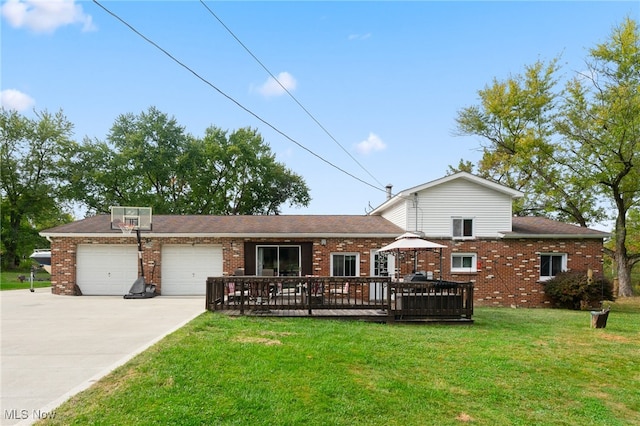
xmin=2 ymin=1 xmax=638 ymax=219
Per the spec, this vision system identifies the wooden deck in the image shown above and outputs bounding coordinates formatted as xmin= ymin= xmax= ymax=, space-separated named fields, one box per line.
xmin=206 ymin=276 xmax=474 ymax=324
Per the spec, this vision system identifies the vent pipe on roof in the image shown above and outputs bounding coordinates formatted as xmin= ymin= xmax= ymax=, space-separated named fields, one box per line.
xmin=385 ymin=184 xmax=393 ymax=200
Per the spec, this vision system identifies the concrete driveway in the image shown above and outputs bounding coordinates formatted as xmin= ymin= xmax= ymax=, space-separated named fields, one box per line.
xmin=1 ymin=288 xmax=205 ymax=425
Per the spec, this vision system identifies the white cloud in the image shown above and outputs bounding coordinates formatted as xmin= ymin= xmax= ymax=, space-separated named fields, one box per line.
xmin=355 ymin=133 xmax=386 ymax=155
xmin=0 ymin=89 xmax=35 ymax=111
xmin=1 ymin=0 xmax=96 ymax=34
xmin=348 ymin=33 xmax=371 ymax=41
xmin=256 ymin=72 xmax=297 ymax=97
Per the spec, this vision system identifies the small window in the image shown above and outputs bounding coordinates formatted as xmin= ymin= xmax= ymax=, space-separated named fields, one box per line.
xmin=451 ymin=253 xmax=477 ymax=273
xmin=331 ymin=253 xmax=359 ymax=277
xmin=371 ymin=249 xmax=394 ymax=277
xmin=540 ymin=254 xmax=566 ymax=280
xmin=452 ymin=218 xmax=474 ymax=238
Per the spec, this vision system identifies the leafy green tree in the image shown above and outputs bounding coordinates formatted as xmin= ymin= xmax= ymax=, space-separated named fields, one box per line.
xmin=454 ymin=60 xmax=605 ymax=225
xmin=67 ymin=107 xmax=310 ymax=215
xmin=0 ymin=108 xmax=74 ymax=269
xmin=555 ymin=18 xmax=640 ymax=297
xmin=454 ymin=18 xmax=639 ymax=296
xmin=187 ymin=126 xmax=310 ymax=214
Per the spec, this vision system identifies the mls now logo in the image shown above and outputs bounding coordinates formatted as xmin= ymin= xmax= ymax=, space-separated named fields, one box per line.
xmin=4 ymin=409 xmax=56 ymax=420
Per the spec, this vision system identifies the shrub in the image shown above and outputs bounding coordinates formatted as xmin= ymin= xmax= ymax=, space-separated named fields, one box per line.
xmin=543 ymin=271 xmax=614 ymax=310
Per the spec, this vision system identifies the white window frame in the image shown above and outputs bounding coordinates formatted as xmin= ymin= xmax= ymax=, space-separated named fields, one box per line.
xmin=452 ymin=217 xmax=474 ymax=239
xmin=370 ymin=249 xmax=395 ymax=277
xmin=331 ymin=252 xmax=360 ymax=277
xmin=539 ymin=253 xmax=567 ymax=281
xmin=451 ymin=253 xmax=477 ymax=273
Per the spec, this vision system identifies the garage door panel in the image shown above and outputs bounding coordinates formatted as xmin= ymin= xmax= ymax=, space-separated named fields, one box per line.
xmin=161 ymin=245 xmax=222 ymax=296
xmin=77 ymin=245 xmax=138 ymax=296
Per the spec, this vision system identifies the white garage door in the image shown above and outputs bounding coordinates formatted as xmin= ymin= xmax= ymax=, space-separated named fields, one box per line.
xmin=77 ymin=245 xmax=138 ymax=296
xmin=161 ymin=245 xmax=223 ymax=296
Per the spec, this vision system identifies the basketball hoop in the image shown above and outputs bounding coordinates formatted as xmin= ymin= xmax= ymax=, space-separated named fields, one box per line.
xmin=118 ymin=222 xmax=136 ymax=235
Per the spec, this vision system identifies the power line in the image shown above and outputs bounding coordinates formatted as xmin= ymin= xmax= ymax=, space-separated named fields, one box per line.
xmin=92 ymin=0 xmax=386 ymax=195
xmin=198 ymin=0 xmax=386 ymax=189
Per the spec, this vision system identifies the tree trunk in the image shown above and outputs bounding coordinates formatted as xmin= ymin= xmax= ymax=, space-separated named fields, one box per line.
xmin=613 ymin=219 xmax=633 ymax=297
xmin=616 ymin=253 xmax=634 ymax=297
xmin=5 ymin=213 xmax=22 ymax=270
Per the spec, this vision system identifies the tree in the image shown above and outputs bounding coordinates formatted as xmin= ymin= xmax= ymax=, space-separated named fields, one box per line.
xmin=605 ymin=208 xmax=640 ymax=292
xmin=67 ymin=107 xmax=310 ymax=215
xmin=556 ymin=18 xmax=640 ymax=296
xmin=0 ymin=109 xmax=75 ymax=269
xmin=187 ymin=126 xmax=310 ymax=214
xmin=454 ymin=18 xmax=640 ymax=296
xmin=454 ymin=60 xmax=606 ymax=225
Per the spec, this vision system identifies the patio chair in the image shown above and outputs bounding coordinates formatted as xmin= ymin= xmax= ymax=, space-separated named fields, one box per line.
xmin=329 ymin=282 xmax=350 ymax=301
xmin=227 ymin=282 xmax=248 ymax=303
xmin=276 ymin=281 xmax=301 ymax=297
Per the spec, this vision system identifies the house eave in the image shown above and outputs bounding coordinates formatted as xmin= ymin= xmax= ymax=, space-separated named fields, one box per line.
xmin=370 ymin=172 xmax=524 ymax=215
xmin=40 ymin=232 xmax=401 ymax=239
xmin=498 ymin=232 xmax=610 ymax=239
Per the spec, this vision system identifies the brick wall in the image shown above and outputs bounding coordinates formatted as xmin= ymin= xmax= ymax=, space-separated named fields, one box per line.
xmin=49 ymin=235 xmax=605 ymax=307
xmin=405 ymin=238 xmax=605 ymax=307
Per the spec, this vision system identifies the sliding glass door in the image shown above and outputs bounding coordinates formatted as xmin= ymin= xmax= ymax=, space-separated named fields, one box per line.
xmin=257 ymin=245 xmax=301 ymax=276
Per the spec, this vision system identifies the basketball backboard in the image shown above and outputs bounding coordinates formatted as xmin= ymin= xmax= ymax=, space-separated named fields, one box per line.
xmin=110 ymin=206 xmax=152 ymax=231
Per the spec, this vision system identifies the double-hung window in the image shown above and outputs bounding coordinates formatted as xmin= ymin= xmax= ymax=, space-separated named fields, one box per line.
xmin=452 ymin=217 xmax=474 ymax=239
xmin=331 ymin=253 xmax=359 ymax=277
xmin=540 ymin=253 xmax=566 ymax=280
xmin=451 ymin=253 xmax=477 ymax=273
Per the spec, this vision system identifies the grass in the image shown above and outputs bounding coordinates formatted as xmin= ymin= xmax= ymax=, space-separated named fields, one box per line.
xmin=36 ymin=298 xmax=640 ymax=426
xmin=0 ymin=269 xmax=51 ymax=291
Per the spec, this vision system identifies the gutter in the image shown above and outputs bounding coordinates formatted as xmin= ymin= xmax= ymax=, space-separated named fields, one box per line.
xmin=39 ymin=232 xmax=402 ymax=239
xmin=498 ymin=232 xmax=610 ymax=239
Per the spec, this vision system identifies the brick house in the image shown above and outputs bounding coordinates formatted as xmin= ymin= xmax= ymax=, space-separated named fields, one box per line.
xmin=41 ymin=172 xmax=608 ymax=306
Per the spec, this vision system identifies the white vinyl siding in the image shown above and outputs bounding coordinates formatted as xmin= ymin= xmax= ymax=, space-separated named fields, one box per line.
xmin=380 ymin=201 xmax=408 ymax=230
xmin=412 ymin=179 xmax=513 ymax=238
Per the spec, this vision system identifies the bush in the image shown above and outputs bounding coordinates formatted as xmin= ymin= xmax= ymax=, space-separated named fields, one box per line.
xmin=543 ymin=271 xmax=614 ymax=310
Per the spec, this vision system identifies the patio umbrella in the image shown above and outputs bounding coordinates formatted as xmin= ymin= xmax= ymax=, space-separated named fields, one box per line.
xmin=378 ymin=232 xmax=446 ymax=252
xmin=378 ymin=232 xmax=446 ymax=280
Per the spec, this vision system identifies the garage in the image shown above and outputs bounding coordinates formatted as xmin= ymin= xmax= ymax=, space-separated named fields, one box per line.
xmin=161 ymin=245 xmax=223 ymax=296
xmin=76 ymin=244 xmax=138 ymax=295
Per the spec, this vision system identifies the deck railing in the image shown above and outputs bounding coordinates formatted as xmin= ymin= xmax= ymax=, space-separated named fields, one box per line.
xmin=205 ymin=276 xmax=473 ymax=322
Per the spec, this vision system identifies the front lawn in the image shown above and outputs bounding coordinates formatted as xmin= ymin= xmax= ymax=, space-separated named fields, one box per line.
xmin=39 ymin=299 xmax=640 ymax=426
xmin=0 ymin=270 xmax=51 ymax=291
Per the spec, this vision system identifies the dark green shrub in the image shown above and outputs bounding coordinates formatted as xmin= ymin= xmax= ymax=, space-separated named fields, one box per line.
xmin=543 ymin=271 xmax=614 ymax=310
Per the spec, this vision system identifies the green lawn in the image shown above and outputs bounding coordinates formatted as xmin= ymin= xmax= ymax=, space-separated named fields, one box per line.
xmin=0 ymin=270 xmax=51 ymax=291
xmin=38 ymin=299 xmax=640 ymax=426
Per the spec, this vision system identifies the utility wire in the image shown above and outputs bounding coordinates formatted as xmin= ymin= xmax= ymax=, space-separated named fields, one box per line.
xmin=92 ymin=0 xmax=385 ymax=194
xmin=199 ymin=0 xmax=386 ymax=188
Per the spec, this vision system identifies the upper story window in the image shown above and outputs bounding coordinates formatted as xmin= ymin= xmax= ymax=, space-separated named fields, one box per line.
xmin=540 ymin=253 xmax=566 ymax=281
xmin=452 ymin=217 xmax=474 ymax=239
xmin=331 ymin=253 xmax=359 ymax=277
xmin=451 ymin=253 xmax=477 ymax=273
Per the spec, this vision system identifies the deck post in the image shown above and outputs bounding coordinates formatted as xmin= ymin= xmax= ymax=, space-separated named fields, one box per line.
xmin=307 ymin=277 xmax=312 ymax=315
xmin=239 ymin=279 xmax=245 ymax=315
xmin=387 ymin=281 xmax=395 ymax=323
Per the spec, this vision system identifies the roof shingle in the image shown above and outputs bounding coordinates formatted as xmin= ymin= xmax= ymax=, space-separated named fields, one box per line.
xmin=507 ymin=216 xmax=609 ymax=238
xmin=42 ymin=214 xmax=405 ymax=236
